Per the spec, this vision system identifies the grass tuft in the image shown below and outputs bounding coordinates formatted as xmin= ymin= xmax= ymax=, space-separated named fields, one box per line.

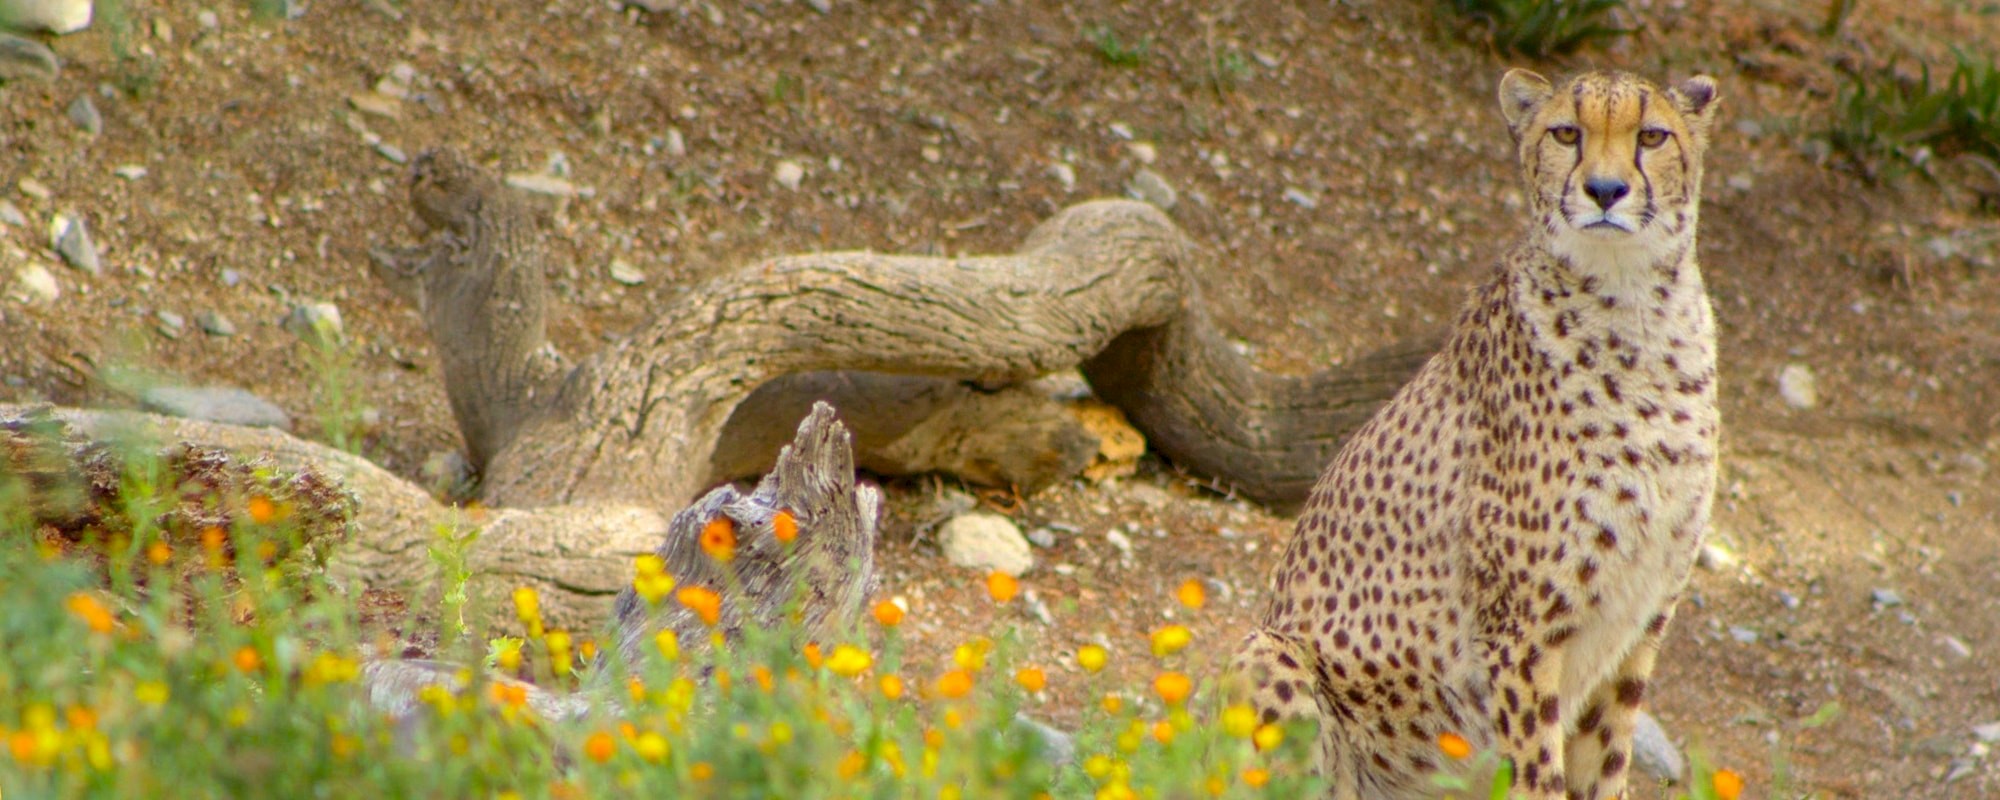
xmin=1446 ymin=0 xmax=1635 ymax=58
xmin=1827 ymin=49 xmax=2000 ymax=181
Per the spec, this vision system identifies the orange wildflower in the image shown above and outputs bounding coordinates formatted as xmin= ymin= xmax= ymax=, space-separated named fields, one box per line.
xmin=1176 ymin=579 xmax=1207 ymax=609
xmin=233 ymin=645 xmax=263 ymax=674
xmin=1712 ymin=769 xmax=1745 ymax=800
xmin=1015 ymin=666 xmax=1047 ymax=693
xmin=1151 ymin=720 xmax=1175 ymax=744
xmin=1241 ymin=767 xmax=1271 ymax=788
xmin=803 ymin=642 xmax=824 ymax=669
xmin=872 ymin=599 xmax=905 ymax=627
xmin=583 ymin=731 xmax=616 ymax=764
xmin=677 ymin=585 xmax=723 ymax=627
xmin=935 ymin=669 xmax=974 ymax=699
xmin=986 ymin=571 xmax=1020 ymax=603
xmin=772 ymin=509 xmax=798 ymax=543
xmin=246 ymin=495 xmax=281 ymax=525
xmin=689 ymin=762 xmax=716 ymax=781
xmin=1437 ymin=732 xmax=1473 ymax=760
xmin=879 ymin=674 xmax=906 ymax=700
xmin=699 ymin=517 xmax=737 ymax=562
xmin=65 ymin=592 xmax=115 ymax=634
xmin=146 ymin=540 xmax=172 ymax=565
xmin=1153 ymin=671 xmax=1192 ymax=706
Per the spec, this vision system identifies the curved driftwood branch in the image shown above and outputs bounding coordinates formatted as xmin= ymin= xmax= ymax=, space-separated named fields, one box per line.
xmin=386 ymin=148 xmax=1430 ymax=513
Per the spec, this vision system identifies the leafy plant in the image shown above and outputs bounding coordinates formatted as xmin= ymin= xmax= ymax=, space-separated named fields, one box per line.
xmin=1827 ymin=49 xmax=2000 ymax=180
xmin=1086 ymin=23 xmax=1151 ymax=68
xmin=1446 ymin=0 xmax=1635 ymax=58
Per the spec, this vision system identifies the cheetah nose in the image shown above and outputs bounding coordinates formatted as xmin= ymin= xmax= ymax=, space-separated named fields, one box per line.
xmin=1585 ymin=177 xmax=1630 ymax=210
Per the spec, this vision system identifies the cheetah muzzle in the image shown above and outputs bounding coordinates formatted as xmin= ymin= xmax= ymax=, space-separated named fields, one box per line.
xmin=1230 ymin=68 xmax=1721 ymax=800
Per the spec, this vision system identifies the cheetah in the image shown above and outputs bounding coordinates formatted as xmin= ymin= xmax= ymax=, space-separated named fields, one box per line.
xmin=1230 ymin=69 xmax=1721 ymax=800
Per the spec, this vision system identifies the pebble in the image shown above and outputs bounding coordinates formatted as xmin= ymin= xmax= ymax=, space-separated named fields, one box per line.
xmin=1696 ymin=541 xmax=1736 ymax=570
xmin=1026 ymin=527 xmax=1058 ymax=549
xmin=347 ymin=90 xmax=402 ymax=119
xmin=1103 ymin=529 xmax=1134 ymax=559
xmin=503 ymin=172 xmax=583 ymax=197
xmin=11 ymin=262 xmax=59 ymax=304
xmin=1127 ymin=141 xmax=1156 ymax=164
xmin=773 ymin=160 xmax=804 ymax=191
xmin=1777 ymin=590 xmax=1801 ymax=610
xmin=1973 ymin=722 xmax=2000 ymax=743
xmin=920 ymin=145 xmax=942 ymax=164
xmin=0 ymin=32 xmax=60 ymax=82
xmin=939 ymin=512 xmax=1034 ymax=576
xmin=196 ymin=310 xmax=235 ymax=336
xmin=607 ymin=259 xmax=645 ymax=286
xmin=1940 ymin=635 xmax=1971 ymax=660
xmin=0 ymin=201 xmax=24 ymax=227
xmin=139 ymin=386 xmax=292 ymax=429
xmin=16 ymin=177 xmax=51 ymax=200
xmin=661 ymin=128 xmax=686 ymax=158
xmin=50 ymin=214 xmax=101 ymax=275
xmin=1728 ymin=626 xmax=1760 ymax=644
xmin=1047 ymin=162 xmax=1076 ymax=192
xmin=283 ymin=301 xmax=344 ymax=341
xmin=1631 ymin=711 xmax=1685 ymax=782
xmin=197 ymin=9 xmax=219 ymax=29
xmin=1869 ymin=588 xmax=1903 ymax=608
xmin=113 ymin=165 xmax=148 ymax=181
xmin=1778 ymin=363 xmax=1817 ymax=409
xmin=1281 ymin=186 xmax=1318 ymax=209
xmin=373 ymin=142 xmax=407 ymax=164
xmin=66 ymin=95 xmax=101 ymax=135
xmin=805 ymin=0 xmax=831 ymax=13
xmin=1011 ymin=714 xmax=1074 ymax=768
xmin=1126 ymin=169 xmax=1176 ymax=210
xmin=220 ymin=268 xmax=243 ymax=287
xmin=155 ymin=310 xmax=185 ymax=331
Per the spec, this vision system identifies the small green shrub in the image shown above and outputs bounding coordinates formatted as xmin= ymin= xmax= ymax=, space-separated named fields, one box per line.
xmin=1446 ymin=0 xmax=1635 ymax=58
xmin=1085 ymin=24 xmax=1151 ymax=68
xmin=1828 ymin=49 xmax=2000 ymax=180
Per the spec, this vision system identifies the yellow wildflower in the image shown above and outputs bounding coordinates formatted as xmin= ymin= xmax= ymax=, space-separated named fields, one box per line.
xmin=633 ymin=555 xmax=675 ymax=605
xmin=825 ymin=645 xmax=873 ymax=677
xmin=1222 ymin=704 xmax=1259 ymax=739
xmin=1150 ymin=624 xmax=1192 ymax=657
xmin=633 ymin=732 xmax=669 ymax=763
xmin=1253 ymin=723 xmax=1284 ymax=751
xmin=1077 ymin=644 xmax=1109 ymax=673
xmin=655 ymin=629 xmax=680 ymax=661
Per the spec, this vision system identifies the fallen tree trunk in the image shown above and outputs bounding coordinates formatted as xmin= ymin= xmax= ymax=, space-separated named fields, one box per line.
xmin=382 ymin=148 xmax=1432 ymax=513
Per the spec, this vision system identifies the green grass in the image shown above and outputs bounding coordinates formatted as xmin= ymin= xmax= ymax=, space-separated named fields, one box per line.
xmin=1828 ymin=49 xmax=2000 ymax=181
xmin=1445 ymin=0 xmax=1635 ymax=58
xmin=1 ymin=434 xmax=1750 ymax=799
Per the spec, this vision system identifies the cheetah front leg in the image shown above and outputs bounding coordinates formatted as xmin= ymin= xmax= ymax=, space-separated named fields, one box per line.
xmin=1227 ymin=629 xmax=1356 ymax=800
xmin=1561 ymin=608 xmax=1675 ymax=800
xmin=1483 ymin=636 xmax=1570 ymax=799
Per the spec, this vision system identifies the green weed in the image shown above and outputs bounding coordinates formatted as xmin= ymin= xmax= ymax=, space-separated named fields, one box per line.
xmin=1445 ymin=0 xmax=1635 ymax=58
xmin=1086 ymin=23 xmax=1151 ymax=68
xmin=1828 ymin=49 xmax=2000 ymax=181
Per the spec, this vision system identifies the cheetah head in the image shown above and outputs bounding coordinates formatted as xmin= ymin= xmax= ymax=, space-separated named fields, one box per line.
xmin=1498 ymin=69 xmax=1719 ymax=270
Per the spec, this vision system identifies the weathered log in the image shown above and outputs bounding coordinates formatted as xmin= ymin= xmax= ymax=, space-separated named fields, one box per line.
xmin=384 ymin=148 xmax=1431 ymax=513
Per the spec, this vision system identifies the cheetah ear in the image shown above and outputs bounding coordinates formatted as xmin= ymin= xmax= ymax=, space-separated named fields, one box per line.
xmin=1668 ymin=75 xmax=1720 ymax=138
xmin=1497 ymin=69 xmax=1553 ymax=140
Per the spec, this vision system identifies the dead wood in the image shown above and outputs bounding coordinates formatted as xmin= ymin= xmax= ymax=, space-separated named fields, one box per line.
xmin=386 ymin=147 xmax=1431 ymax=513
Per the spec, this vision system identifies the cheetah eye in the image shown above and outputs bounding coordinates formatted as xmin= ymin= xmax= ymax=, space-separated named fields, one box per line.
xmin=1637 ymin=129 xmax=1669 ymax=148
xmin=1549 ymin=125 xmax=1581 ymax=145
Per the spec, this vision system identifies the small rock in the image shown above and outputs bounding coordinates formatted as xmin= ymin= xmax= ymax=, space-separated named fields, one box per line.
xmin=155 ymin=309 xmax=185 ymax=330
xmin=50 ymin=213 xmax=101 ymax=275
xmin=347 ymin=90 xmax=402 ymax=119
xmin=66 ymin=95 xmax=101 ymax=135
xmin=1126 ymin=169 xmax=1176 ymax=210
xmin=0 ymin=32 xmax=61 ymax=82
xmin=1946 ymin=490 xmax=1963 ymax=508
xmin=661 ymin=128 xmax=686 ymax=158
xmin=607 ymin=259 xmax=645 ymax=286
xmin=1940 ymin=635 xmax=1971 ymax=660
xmin=220 ymin=268 xmax=243 ymax=287
xmin=1127 ymin=141 xmax=1156 ymax=164
xmin=1778 ymin=363 xmax=1817 ymax=409
xmin=1104 ymin=529 xmax=1134 ymax=559
xmin=197 ymin=9 xmax=219 ymax=29
xmin=196 ymin=311 xmax=235 ymax=336
xmin=805 ymin=0 xmax=831 ymax=13
xmin=1026 ymin=527 xmax=1058 ymax=549
xmin=373 ymin=142 xmax=408 ymax=164
xmin=1631 ymin=711 xmax=1685 ymax=782
xmin=1728 ymin=626 xmax=1760 ymax=644
xmin=1972 ymin=722 xmax=2000 ymax=743
xmin=920 ymin=145 xmax=942 ymax=164
xmin=283 ymin=301 xmax=344 ymax=341
xmin=1777 ymin=590 xmax=1801 ymax=610
xmin=11 ymin=262 xmax=59 ymax=304
xmin=1870 ymin=588 xmax=1903 ymax=608
xmin=773 ymin=160 xmax=804 ymax=191
xmin=1696 ymin=542 xmax=1736 ymax=570
xmin=503 ymin=172 xmax=582 ymax=197
xmin=0 ymin=0 xmax=91 ymax=34
xmin=1011 ymin=714 xmax=1074 ymax=768
xmin=1108 ymin=122 xmax=1133 ymax=140
xmin=113 ymin=165 xmax=148 ymax=181
xmin=0 ymin=201 xmax=25 ymax=227
xmin=1726 ymin=173 xmax=1754 ymax=192
xmin=1925 ymin=237 xmax=1957 ymax=261
xmin=1047 ymin=162 xmax=1076 ymax=192
xmin=1281 ymin=186 xmax=1318 ymax=209
xmin=939 ymin=512 xmax=1033 ymax=576
xmin=17 ymin=177 xmax=51 ymax=200
xmin=140 ymin=386 xmax=291 ymax=429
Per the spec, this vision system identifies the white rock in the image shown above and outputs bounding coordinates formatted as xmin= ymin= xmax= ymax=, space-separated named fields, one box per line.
xmin=1282 ymin=186 xmax=1318 ymax=209
xmin=197 ymin=311 xmax=235 ymax=336
xmin=11 ymin=262 xmax=58 ymax=303
xmin=1778 ymin=363 xmax=1817 ymax=409
xmin=66 ymin=95 xmax=100 ymax=135
xmin=1127 ymin=141 xmax=1156 ymax=165
xmin=607 ymin=259 xmax=645 ymax=286
xmin=284 ymin=301 xmax=343 ymax=340
xmin=1631 ymin=711 xmax=1685 ymax=782
xmin=140 ymin=386 xmax=291 ymax=429
xmin=1696 ymin=541 xmax=1736 ymax=570
xmin=0 ymin=200 xmax=24 ymax=227
xmin=773 ymin=160 xmax=805 ymax=191
xmin=503 ymin=172 xmax=583 ymax=197
xmin=49 ymin=213 xmax=100 ymax=275
xmin=939 ymin=512 xmax=1033 ymax=576
xmin=1940 ymin=635 xmax=1972 ymax=660
xmin=1047 ymin=162 xmax=1076 ymax=192
xmin=197 ymin=9 xmax=219 ymax=29
xmin=1126 ymin=169 xmax=1176 ymax=210
xmin=0 ymin=0 xmax=93 ymax=34
xmin=0 ymin=32 xmax=60 ymax=82
xmin=113 ymin=165 xmax=148 ymax=181
xmin=1973 ymin=722 xmax=2000 ymax=743
xmin=16 ymin=177 xmax=50 ymax=200
xmin=1104 ymin=529 xmax=1134 ymax=559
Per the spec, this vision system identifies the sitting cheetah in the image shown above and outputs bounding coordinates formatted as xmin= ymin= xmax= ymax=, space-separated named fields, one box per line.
xmin=1231 ymin=69 xmax=1721 ymax=800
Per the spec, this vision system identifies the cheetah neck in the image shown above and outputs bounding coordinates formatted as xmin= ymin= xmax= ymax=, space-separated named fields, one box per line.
xmin=1512 ymin=224 xmax=1713 ymax=361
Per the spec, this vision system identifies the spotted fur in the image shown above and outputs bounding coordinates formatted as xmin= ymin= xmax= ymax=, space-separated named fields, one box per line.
xmin=1230 ymin=69 xmax=1721 ymax=800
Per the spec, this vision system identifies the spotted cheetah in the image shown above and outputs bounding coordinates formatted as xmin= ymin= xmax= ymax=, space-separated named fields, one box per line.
xmin=1230 ymin=69 xmax=1721 ymax=800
